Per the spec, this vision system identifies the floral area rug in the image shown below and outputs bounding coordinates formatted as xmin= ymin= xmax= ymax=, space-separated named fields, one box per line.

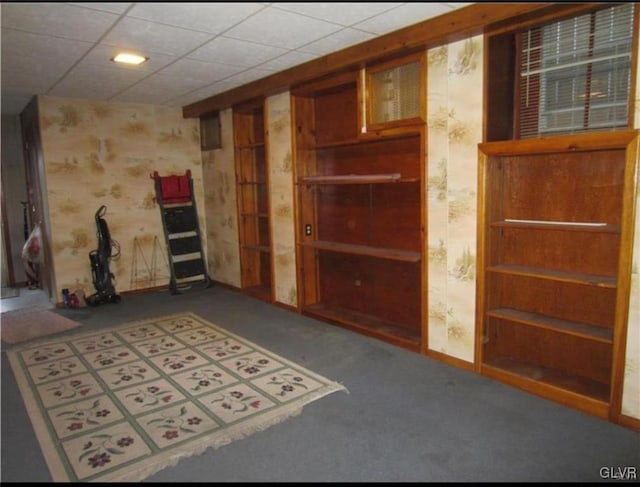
xmin=6 ymin=312 xmax=347 ymax=482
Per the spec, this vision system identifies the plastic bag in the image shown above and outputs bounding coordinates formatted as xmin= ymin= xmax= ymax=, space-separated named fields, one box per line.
xmin=22 ymin=224 xmax=43 ymax=263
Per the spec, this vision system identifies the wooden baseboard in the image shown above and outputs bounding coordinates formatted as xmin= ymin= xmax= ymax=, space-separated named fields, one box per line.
xmin=121 ymin=284 xmax=168 ymax=296
xmin=273 ymin=301 xmax=298 ymax=313
xmin=617 ymin=413 xmax=640 ymax=432
xmin=426 ymin=348 xmax=475 ymax=372
xmin=210 ymin=280 xmax=241 ymax=292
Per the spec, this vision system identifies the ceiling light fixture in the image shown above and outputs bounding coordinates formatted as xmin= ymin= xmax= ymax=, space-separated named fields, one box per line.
xmin=111 ymin=53 xmax=148 ymax=65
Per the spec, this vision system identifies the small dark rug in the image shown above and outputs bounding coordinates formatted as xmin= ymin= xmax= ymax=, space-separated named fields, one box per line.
xmin=1 ymin=307 xmax=81 ymax=344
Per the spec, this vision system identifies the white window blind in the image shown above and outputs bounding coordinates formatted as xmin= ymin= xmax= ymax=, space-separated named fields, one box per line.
xmin=519 ymin=3 xmax=634 ymax=138
xmin=369 ymin=61 xmax=421 ymax=125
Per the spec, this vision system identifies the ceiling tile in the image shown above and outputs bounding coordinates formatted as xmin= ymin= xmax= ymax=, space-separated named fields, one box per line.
xmin=188 ymin=36 xmax=288 ymax=68
xmin=1 ymin=28 xmax=94 ymax=64
xmin=1 ymin=53 xmax=71 ymax=88
xmin=112 ymin=73 xmax=211 ymax=105
xmin=0 ymin=69 xmax=61 ymax=95
xmin=100 ymin=16 xmax=214 ymax=57
xmin=223 ymin=7 xmax=343 ymax=50
xmin=0 ymin=3 xmax=119 ymax=42
xmin=298 ymin=28 xmax=376 ymax=56
xmin=1 ymin=29 xmax=95 ymax=93
xmin=354 ymin=3 xmax=455 ymax=35
xmin=272 ymin=2 xmax=402 ymax=26
xmin=67 ymin=3 xmax=133 ymax=14
xmin=168 ymin=85 xmax=230 ymax=108
xmin=157 ymin=58 xmax=246 ymax=84
xmin=259 ymin=51 xmax=318 ymax=72
xmin=49 ymin=63 xmax=150 ymax=100
xmin=127 ymin=2 xmax=266 ymax=35
xmin=207 ymin=67 xmax=279 ymax=95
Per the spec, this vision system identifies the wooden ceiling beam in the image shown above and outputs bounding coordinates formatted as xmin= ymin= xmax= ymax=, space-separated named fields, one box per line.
xmin=181 ymin=2 xmax=571 ymax=118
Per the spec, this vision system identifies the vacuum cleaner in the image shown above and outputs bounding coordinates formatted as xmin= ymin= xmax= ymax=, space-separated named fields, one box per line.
xmin=85 ymin=205 xmax=121 ymax=306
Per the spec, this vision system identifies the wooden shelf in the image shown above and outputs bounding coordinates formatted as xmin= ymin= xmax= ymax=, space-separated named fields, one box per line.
xmin=234 ymin=102 xmax=272 ymax=302
xmin=301 ymin=240 xmax=421 ymax=262
xmin=487 ymin=264 xmax=617 ymax=288
xmin=491 ymin=220 xmax=621 ymax=233
xmin=304 ymin=302 xmax=421 ymax=349
xmin=314 ymin=131 xmax=418 ymax=149
xmin=238 ymin=181 xmax=267 ymax=186
xmin=241 ymin=244 xmax=271 ymax=253
xmin=300 ymin=173 xmax=406 ymax=185
xmin=237 ymin=142 xmax=265 ymax=149
xmin=482 ymin=357 xmax=610 ymax=404
xmin=240 ymin=213 xmax=269 ymax=219
xmin=487 ymin=307 xmax=613 ymax=343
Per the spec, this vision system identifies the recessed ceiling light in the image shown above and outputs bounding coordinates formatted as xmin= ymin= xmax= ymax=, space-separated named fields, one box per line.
xmin=111 ymin=53 xmax=148 ymax=65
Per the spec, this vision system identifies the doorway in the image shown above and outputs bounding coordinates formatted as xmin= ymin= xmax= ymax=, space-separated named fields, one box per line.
xmin=19 ymin=98 xmax=53 ymax=301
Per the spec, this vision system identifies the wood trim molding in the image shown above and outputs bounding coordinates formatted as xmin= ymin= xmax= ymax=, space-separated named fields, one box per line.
xmin=609 ymin=132 xmax=640 ymax=423
xmin=426 ymin=349 xmax=475 ymax=372
xmin=478 ymin=130 xmax=640 ymax=156
xmin=0 ymin=178 xmax=16 ymax=286
xmin=209 ymin=279 xmax=242 ymax=293
xmin=272 ymin=301 xmax=298 ymax=314
xmin=618 ymin=413 xmax=640 ymax=432
xmin=183 ymin=2 xmax=564 ymax=118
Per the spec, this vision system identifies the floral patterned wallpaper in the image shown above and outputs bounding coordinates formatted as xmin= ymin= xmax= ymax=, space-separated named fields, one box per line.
xmin=38 ymin=96 xmax=206 ymax=301
xmin=266 ymin=92 xmax=297 ymax=307
xmin=426 ymin=37 xmax=483 ymax=363
xmin=201 ymin=108 xmax=241 ymax=288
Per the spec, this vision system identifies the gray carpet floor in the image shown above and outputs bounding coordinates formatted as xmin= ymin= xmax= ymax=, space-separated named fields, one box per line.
xmin=1 ymin=286 xmax=639 ymax=482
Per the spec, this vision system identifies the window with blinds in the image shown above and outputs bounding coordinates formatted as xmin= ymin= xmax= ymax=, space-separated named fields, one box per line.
xmin=367 ymin=55 xmax=423 ymax=127
xmin=518 ymin=3 xmax=634 ymax=138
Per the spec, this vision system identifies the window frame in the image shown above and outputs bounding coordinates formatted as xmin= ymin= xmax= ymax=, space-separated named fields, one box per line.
xmin=361 ymin=51 xmax=426 ymax=133
xmin=484 ymin=2 xmax=639 ymax=142
xmin=516 ymin=3 xmax=636 ymax=139
xmin=200 ymin=111 xmax=222 ymax=150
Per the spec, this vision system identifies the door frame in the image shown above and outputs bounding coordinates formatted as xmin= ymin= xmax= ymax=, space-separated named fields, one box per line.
xmin=20 ymin=97 xmax=54 ymax=300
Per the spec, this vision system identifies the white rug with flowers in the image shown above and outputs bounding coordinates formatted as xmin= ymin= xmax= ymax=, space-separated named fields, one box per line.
xmin=6 ymin=312 xmax=347 ymax=482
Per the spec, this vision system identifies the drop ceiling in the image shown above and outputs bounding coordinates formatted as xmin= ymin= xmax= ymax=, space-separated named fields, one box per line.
xmin=1 ymin=2 xmax=472 ymax=117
